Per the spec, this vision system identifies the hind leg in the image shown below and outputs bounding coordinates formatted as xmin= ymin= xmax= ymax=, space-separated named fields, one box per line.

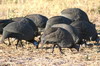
xmin=19 ymin=40 xmax=24 ymax=48
xmin=15 ymin=40 xmax=25 ymax=49
xmin=0 ymin=30 xmax=10 ymax=44
xmin=57 ymin=44 xmax=64 ymax=54
xmin=7 ymin=38 xmax=12 ymax=46
xmin=15 ymin=39 xmax=20 ymax=49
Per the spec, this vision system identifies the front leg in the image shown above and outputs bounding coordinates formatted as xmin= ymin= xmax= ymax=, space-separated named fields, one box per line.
xmin=52 ymin=44 xmax=56 ymax=53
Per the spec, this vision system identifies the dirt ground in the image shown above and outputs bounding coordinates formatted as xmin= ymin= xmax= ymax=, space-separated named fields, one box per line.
xmin=0 ymin=33 xmax=100 ymax=66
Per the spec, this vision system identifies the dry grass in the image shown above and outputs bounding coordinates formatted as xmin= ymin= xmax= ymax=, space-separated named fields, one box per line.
xmin=0 ymin=0 xmax=100 ymax=22
xmin=0 ymin=0 xmax=100 ymax=66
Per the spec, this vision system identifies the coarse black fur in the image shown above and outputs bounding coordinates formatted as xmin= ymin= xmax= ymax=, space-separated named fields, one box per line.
xmin=52 ymin=24 xmax=80 ymax=44
xmin=40 ymin=27 xmax=79 ymax=54
xmin=61 ymin=8 xmax=90 ymax=22
xmin=0 ymin=17 xmax=25 ymax=34
xmin=0 ymin=19 xmax=13 ymax=34
xmin=0 ymin=18 xmax=39 ymax=49
xmin=11 ymin=17 xmax=25 ymax=22
xmin=71 ymin=20 xmax=99 ymax=44
xmin=45 ymin=16 xmax=72 ymax=30
xmin=25 ymin=14 xmax=48 ymax=32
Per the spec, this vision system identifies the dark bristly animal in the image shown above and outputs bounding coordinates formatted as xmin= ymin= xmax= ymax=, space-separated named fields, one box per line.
xmin=52 ymin=24 xmax=80 ymax=44
xmin=25 ymin=14 xmax=48 ymax=33
xmin=0 ymin=19 xmax=13 ymax=34
xmin=71 ymin=20 xmax=99 ymax=44
xmin=61 ymin=8 xmax=99 ymax=44
xmin=0 ymin=17 xmax=24 ymax=34
xmin=61 ymin=8 xmax=90 ymax=22
xmin=45 ymin=16 xmax=72 ymax=30
xmin=40 ymin=27 xmax=80 ymax=54
xmin=0 ymin=17 xmax=30 ymax=45
xmin=11 ymin=17 xmax=25 ymax=22
xmin=0 ymin=18 xmax=39 ymax=49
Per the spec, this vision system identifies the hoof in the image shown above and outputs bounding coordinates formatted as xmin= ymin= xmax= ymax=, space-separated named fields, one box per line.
xmin=36 ymin=45 xmax=38 ymax=49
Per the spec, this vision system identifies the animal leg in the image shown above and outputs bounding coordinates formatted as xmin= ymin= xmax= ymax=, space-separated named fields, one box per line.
xmin=8 ymin=38 xmax=11 ymax=46
xmin=40 ymin=41 xmax=46 ymax=49
xmin=15 ymin=40 xmax=20 ymax=49
xmin=57 ymin=45 xmax=64 ymax=54
xmin=0 ymin=31 xmax=9 ymax=44
xmin=36 ymin=45 xmax=38 ymax=49
xmin=19 ymin=40 xmax=24 ymax=48
xmin=52 ymin=44 xmax=56 ymax=53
